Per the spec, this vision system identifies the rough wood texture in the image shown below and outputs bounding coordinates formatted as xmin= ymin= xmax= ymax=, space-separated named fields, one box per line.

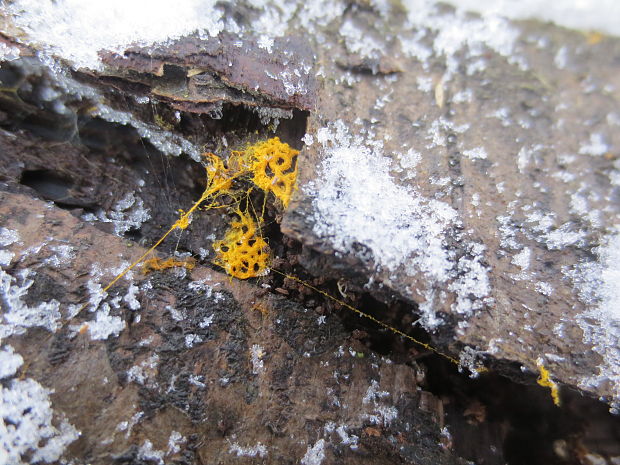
xmin=0 ymin=191 xmax=459 ymax=465
xmin=2 ymin=1 xmax=620 ymax=464
xmin=281 ymin=12 xmax=620 ymax=408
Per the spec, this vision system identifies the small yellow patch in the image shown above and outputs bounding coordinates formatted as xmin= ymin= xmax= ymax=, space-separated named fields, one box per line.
xmin=173 ymin=209 xmax=191 ymax=230
xmin=141 ymin=256 xmax=196 ymax=274
xmin=537 ymin=360 xmax=561 ymax=406
xmin=586 ymin=31 xmax=604 ymax=45
xmin=252 ymin=302 xmax=270 ymax=316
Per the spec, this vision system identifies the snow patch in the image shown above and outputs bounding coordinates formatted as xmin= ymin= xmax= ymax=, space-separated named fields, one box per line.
xmin=123 ymin=284 xmax=141 ymax=311
xmin=85 ymin=192 xmax=151 ymax=236
xmin=554 ymin=46 xmax=568 ymax=69
xmin=167 ymin=305 xmax=186 ymax=322
xmin=511 ymin=247 xmax=531 ymax=271
xmin=463 ymin=147 xmax=488 ymax=160
xmin=579 ymin=133 xmax=609 ymax=157
xmin=401 ymin=1 xmax=521 ymax=78
xmin=517 ymin=144 xmax=544 ymax=172
xmin=250 ymin=344 xmax=266 ymax=375
xmin=535 ymin=281 xmax=554 ymax=296
xmin=127 ymin=354 xmax=160 ymax=386
xmin=0 ymin=269 xmax=62 ymax=338
xmin=340 ymin=17 xmax=383 ymax=60
xmin=228 ymin=442 xmax=268 ymax=458
xmin=441 ymin=0 xmax=620 ymax=38
xmin=199 ymin=314 xmax=214 ymax=328
xmin=0 ymin=378 xmax=79 ymax=464
xmin=0 ymin=345 xmax=24 ymax=379
xmin=0 ymin=228 xmax=20 ymax=247
xmin=452 ymin=89 xmax=473 ymax=103
xmin=137 ymin=440 xmax=165 ymax=465
xmin=0 ymin=250 xmax=14 ymax=267
xmin=416 ymin=76 xmax=433 ymax=93
xmin=116 ymin=411 xmax=144 ymax=439
xmin=570 ymin=229 xmax=620 ymax=412
xmin=307 ymin=120 xmax=491 ymax=329
xmin=335 ymin=424 xmax=359 ymax=449
xmin=3 ymin=0 xmax=225 ymax=70
xmin=301 ymin=439 xmax=326 ymax=465
xmin=86 ymin=303 xmax=126 ymax=340
xmin=361 ymin=380 xmax=398 ymax=426
xmin=184 ymin=334 xmax=203 ymax=348
xmin=0 ymin=42 xmax=20 ymax=61
xmin=43 ymin=244 xmax=75 ymax=268
xmin=167 ymin=431 xmax=186 ymax=455
xmin=458 ymin=346 xmax=485 ymax=378
xmin=394 ymin=148 xmax=422 ymax=179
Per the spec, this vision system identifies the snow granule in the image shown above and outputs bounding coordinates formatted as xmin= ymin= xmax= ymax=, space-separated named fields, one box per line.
xmin=0 ymin=378 xmax=79 ymax=464
xmin=301 ymin=439 xmax=326 ymax=465
xmin=570 ymin=230 xmax=620 ymax=412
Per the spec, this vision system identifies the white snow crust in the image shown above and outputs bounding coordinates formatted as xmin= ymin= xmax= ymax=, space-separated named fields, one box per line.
xmin=306 ymin=121 xmax=492 ymax=329
xmin=571 ymin=230 xmax=620 ymax=412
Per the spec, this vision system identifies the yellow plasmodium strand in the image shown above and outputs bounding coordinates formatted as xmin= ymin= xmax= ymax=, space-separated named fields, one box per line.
xmin=141 ymin=256 xmax=196 ymax=274
xmin=76 ymin=164 xmax=244 ymax=313
xmin=213 ymin=210 xmax=269 ymax=279
xmin=536 ymin=359 xmax=561 ymax=406
xmin=270 ymin=268 xmax=464 ymax=368
xmin=102 ymin=174 xmax=236 ymax=289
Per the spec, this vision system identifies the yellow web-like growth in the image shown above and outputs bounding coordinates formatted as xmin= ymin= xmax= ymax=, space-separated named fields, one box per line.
xmin=246 ymin=137 xmax=299 ymax=207
xmin=206 ymin=137 xmax=298 ymax=279
xmin=83 ymin=137 xmax=297 ymax=305
xmin=203 ymin=152 xmax=234 ymax=192
xmin=213 ymin=210 xmax=269 ymax=279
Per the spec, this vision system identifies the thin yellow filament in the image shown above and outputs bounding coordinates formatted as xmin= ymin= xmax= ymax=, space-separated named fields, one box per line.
xmin=270 ymin=268 xmax=463 ymax=367
xmin=78 ymin=174 xmax=242 ymax=314
xmin=537 ymin=359 xmax=561 ymax=406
